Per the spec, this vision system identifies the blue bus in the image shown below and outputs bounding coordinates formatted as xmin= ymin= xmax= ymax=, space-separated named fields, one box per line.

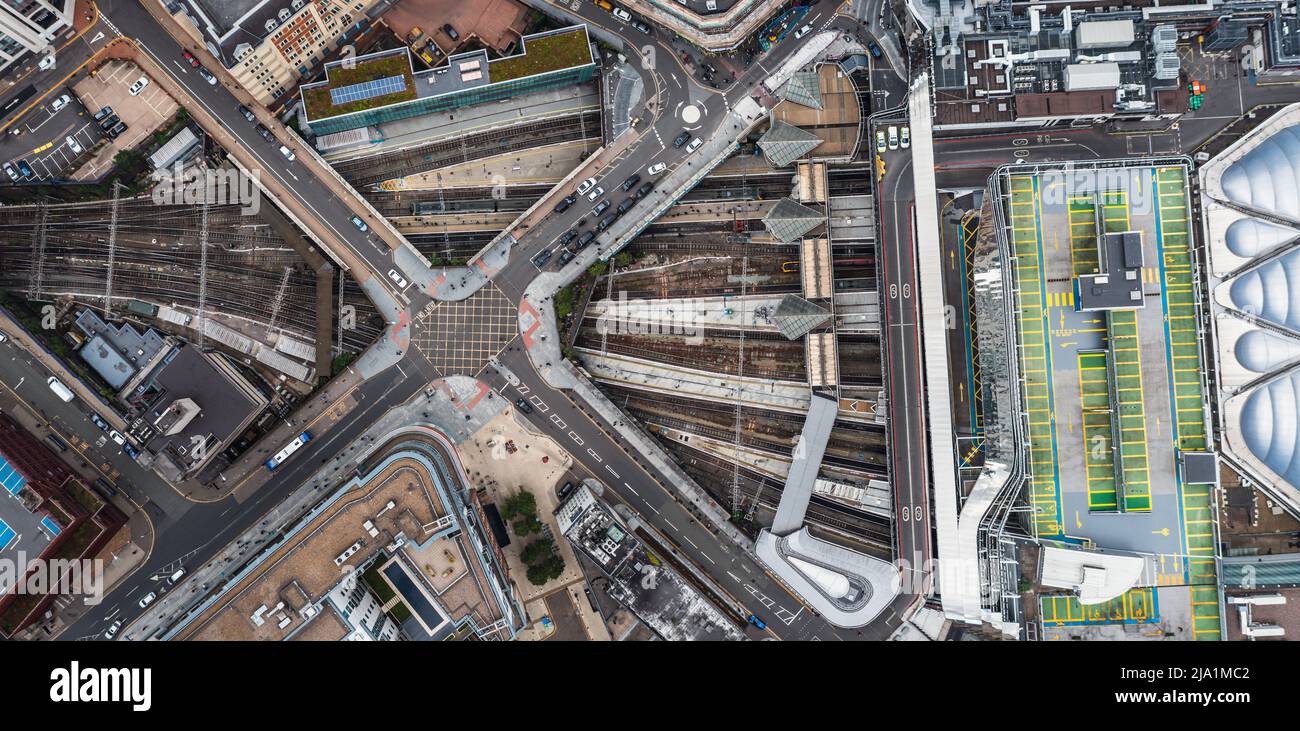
xmin=265 ymin=432 xmax=311 ymax=471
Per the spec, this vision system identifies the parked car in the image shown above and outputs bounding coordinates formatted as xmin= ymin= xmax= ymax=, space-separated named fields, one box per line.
xmin=612 ymin=7 xmax=632 ymax=22
xmin=197 ymin=67 xmax=217 ymax=85
xmin=50 ymin=94 xmax=71 ymax=112
xmin=109 ymin=430 xmax=125 ymax=446
xmin=554 ymin=194 xmax=576 ymax=213
xmin=99 ymin=114 xmax=120 ymax=131
xmin=3 ymin=164 xmax=17 ymax=182
xmin=867 ymin=41 xmax=883 ymax=59
xmin=238 ymin=105 xmax=256 ymax=123
xmin=558 ymin=249 xmax=574 ymax=266
xmin=515 ymin=398 xmax=534 ymax=414
xmin=620 ymin=173 xmax=641 ymax=191
xmin=128 ymin=77 xmax=149 ymax=96
xmin=38 ymin=54 xmax=55 ymax=71
xmin=386 ymin=268 xmax=409 ymax=288
xmin=794 ymin=24 xmax=812 ymax=39
xmin=90 ymin=414 xmax=109 ymax=431
xmin=64 ymin=135 xmax=82 ymax=154
xmin=747 ymin=613 xmax=767 ymax=630
xmin=442 ymin=24 xmax=460 ymax=41
xmin=685 ymin=137 xmax=703 ymax=153
xmin=591 ymin=199 xmax=611 ymax=217
xmin=255 ymin=124 xmax=274 ymax=142
xmin=636 ymin=181 xmax=654 ymax=198
xmin=597 ymin=212 xmax=616 ymax=231
xmin=104 ymin=620 xmax=122 ymax=639
xmin=875 ymin=130 xmax=886 ymax=153
xmin=532 ymin=249 xmax=553 ymax=268
xmin=350 ymin=215 xmax=368 ymax=232
xmin=647 ymin=162 xmax=666 ymax=175
xmin=108 ymin=121 xmax=128 ymax=139
xmin=167 ymin=568 xmax=186 ymax=586
xmin=617 ymin=198 xmax=635 ymax=215
xmin=138 ymin=591 xmax=156 ymax=609
xmin=887 ymin=125 xmax=898 ymax=150
xmin=558 ymin=229 xmax=578 ymax=247
xmin=278 ymin=144 xmax=295 ymax=161
xmin=586 ymin=185 xmax=604 ymax=202
xmin=93 ymin=106 xmax=114 ymax=122
xmin=673 ymin=131 xmax=691 ymax=148
xmin=631 ymin=19 xmax=652 ymax=35
xmin=16 ymin=160 xmax=33 ymax=177
xmin=576 ymin=231 xmax=596 ymax=249
xmin=182 ymin=50 xmax=199 ymax=68
xmin=576 ymin=176 xmax=597 ymax=196
xmin=900 ymin=126 xmax=911 ymax=149
xmin=123 ymin=442 xmax=140 ymax=460
xmin=558 ymin=481 xmax=576 ymax=500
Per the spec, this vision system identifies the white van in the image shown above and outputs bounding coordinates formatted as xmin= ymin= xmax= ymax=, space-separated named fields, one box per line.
xmin=887 ymin=125 xmax=899 ymax=150
xmin=47 ymin=376 xmax=74 ymax=402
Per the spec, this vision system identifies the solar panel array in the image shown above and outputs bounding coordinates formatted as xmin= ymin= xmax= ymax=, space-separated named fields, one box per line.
xmin=329 ymin=74 xmax=407 ymax=105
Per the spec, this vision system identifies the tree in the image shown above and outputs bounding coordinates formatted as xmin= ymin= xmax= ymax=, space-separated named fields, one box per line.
xmin=525 ymin=553 xmax=566 ymax=585
xmin=521 ymin=538 xmax=554 ymax=564
xmin=512 ymin=516 xmax=540 ymax=537
xmin=501 ymin=490 xmax=537 ymax=521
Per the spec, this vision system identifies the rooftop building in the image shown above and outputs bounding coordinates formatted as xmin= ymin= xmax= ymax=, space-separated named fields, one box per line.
xmin=168 ymin=442 xmax=523 ymax=641
xmin=299 ymin=26 xmax=595 ymax=135
xmin=558 ymin=485 xmax=743 ymax=641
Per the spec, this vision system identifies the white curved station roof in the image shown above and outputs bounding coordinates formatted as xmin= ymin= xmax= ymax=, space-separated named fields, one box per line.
xmin=1203 ymin=103 xmax=1300 ymax=514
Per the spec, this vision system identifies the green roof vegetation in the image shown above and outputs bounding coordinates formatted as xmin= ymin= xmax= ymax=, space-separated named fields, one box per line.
xmin=302 ymin=52 xmax=416 ymax=120
xmin=491 ymin=28 xmax=591 ymax=83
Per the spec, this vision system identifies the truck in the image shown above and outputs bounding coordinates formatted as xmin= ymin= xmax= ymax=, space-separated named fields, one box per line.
xmin=46 ymin=376 xmax=74 ymax=402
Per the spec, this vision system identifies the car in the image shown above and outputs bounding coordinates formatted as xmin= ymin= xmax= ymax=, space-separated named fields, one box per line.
xmin=109 ymin=430 xmax=125 ymax=446
xmin=167 ymin=568 xmax=186 ymax=586
xmin=867 ymin=41 xmax=883 ymax=59
xmin=38 ymin=54 xmax=55 ymax=71
xmin=558 ymin=249 xmax=574 ymax=266
xmin=586 ymin=185 xmax=604 ymax=202
xmin=386 ymin=268 xmax=409 ymax=288
xmin=672 ymin=131 xmax=691 ymax=148
xmin=182 ymin=50 xmax=199 ymax=68
xmin=876 ymin=130 xmax=886 ymax=153
xmin=238 ymin=105 xmax=256 ymax=123
xmin=442 ymin=23 xmax=460 ymax=41
xmin=558 ymin=229 xmax=579 ymax=246
xmin=591 ymin=199 xmax=611 ymax=217
xmin=515 ymin=398 xmax=534 ymax=414
xmin=620 ymin=173 xmax=641 ymax=191
xmin=532 ymin=249 xmax=553 ymax=267
xmin=278 ymin=145 xmax=295 ymax=161
xmin=900 ymin=126 xmax=911 ymax=149
xmin=576 ymin=231 xmax=596 ymax=249
xmin=108 ymin=121 xmax=127 ymax=139
xmin=631 ymin=19 xmax=652 ymax=34
xmin=50 ymin=94 xmax=71 ymax=112
xmin=0 ymin=331 xmax=6 ymax=342
xmin=16 ymin=160 xmax=33 ymax=177
xmin=90 ymin=414 xmax=108 ymax=431
xmin=554 ymin=194 xmax=576 ymax=213
xmin=636 ymin=180 xmax=654 ymax=198
xmin=794 ymin=24 xmax=812 ymax=39
xmin=123 ymin=442 xmax=140 ymax=460
xmin=647 ymin=162 xmax=667 ymax=175
xmin=64 ymin=136 xmax=82 ymax=154
xmin=93 ymin=106 xmax=114 ymax=122
xmin=597 ymin=212 xmax=616 ymax=231
xmin=617 ymin=198 xmax=635 ymax=215
xmin=887 ymin=125 xmax=898 ymax=150
xmin=685 ymin=137 xmax=703 ymax=153
xmin=3 ymin=164 xmax=17 ymax=182
xmin=612 ymin=7 xmax=632 ymax=22
xmin=350 ymin=215 xmax=368 ymax=232
xmin=128 ymin=77 xmax=149 ymax=96
xmin=558 ymin=481 xmax=576 ymax=500
xmin=576 ymin=177 xmax=597 ymax=196
xmin=746 ymin=613 xmax=767 ymax=630
xmin=255 ymin=123 xmax=274 ymax=142
xmin=138 ymin=591 xmax=156 ymax=609
xmin=104 ymin=620 xmax=122 ymax=639
xmin=99 ymin=114 xmax=119 ymax=131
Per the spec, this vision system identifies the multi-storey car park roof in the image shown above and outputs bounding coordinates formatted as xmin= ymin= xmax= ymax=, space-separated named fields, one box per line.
xmin=299 ymin=26 xmax=595 ymax=135
xmin=1202 ymin=104 xmax=1300 ymax=518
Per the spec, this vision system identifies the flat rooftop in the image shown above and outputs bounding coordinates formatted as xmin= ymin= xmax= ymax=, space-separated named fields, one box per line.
xmin=301 ymin=26 xmax=592 ymax=124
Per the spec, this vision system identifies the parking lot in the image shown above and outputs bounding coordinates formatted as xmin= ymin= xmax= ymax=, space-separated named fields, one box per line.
xmin=70 ymin=60 xmax=179 ymax=180
xmin=1 ymin=91 xmax=99 ymax=183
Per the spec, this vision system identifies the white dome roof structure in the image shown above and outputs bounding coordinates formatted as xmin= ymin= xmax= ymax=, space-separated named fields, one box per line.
xmin=1235 ymin=329 xmax=1300 ymax=373
xmin=1225 ymin=218 xmax=1299 ymax=258
xmin=1220 ymin=126 xmax=1300 ymax=221
xmin=1230 ymin=247 xmax=1300 ymax=333
xmin=1241 ymin=369 xmax=1300 ymax=488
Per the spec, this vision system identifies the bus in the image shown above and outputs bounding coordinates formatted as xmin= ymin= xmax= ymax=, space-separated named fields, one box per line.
xmin=46 ymin=376 xmax=74 ymax=402
xmin=265 ymin=431 xmax=311 ymax=471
